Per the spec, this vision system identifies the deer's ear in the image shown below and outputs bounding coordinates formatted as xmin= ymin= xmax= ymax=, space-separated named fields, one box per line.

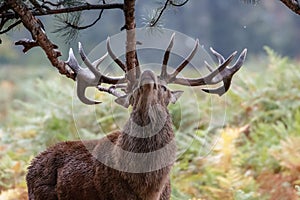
xmin=170 ymin=90 xmax=184 ymax=104
xmin=115 ymin=95 xmax=131 ymax=108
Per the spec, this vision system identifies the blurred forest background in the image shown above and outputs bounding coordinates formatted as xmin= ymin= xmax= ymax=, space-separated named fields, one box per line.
xmin=1 ymin=0 xmax=300 ymax=200
xmin=1 ymin=0 xmax=300 ymax=65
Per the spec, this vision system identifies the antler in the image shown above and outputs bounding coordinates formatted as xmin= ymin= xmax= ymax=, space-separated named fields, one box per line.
xmin=66 ymin=34 xmax=246 ymax=105
xmin=66 ymin=41 xmax=127 ymax=105
xmin=106 ymin=37 xmax=141 ymax=88
xmin=106 ymin=37 xmax=126 ymax=72
xmin=160 ymin=34 xmax=247 ymax=96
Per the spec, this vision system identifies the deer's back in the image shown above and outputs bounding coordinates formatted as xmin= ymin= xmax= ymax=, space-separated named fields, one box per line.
xmin=27 ymin=130 xmax=171 ymax=200
xmin=26 ymin=131 xmax=120 ymax=200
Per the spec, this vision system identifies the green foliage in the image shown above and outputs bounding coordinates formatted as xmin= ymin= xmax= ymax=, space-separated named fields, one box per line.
xmin=1 ymin=48 xmax=300 ymax=199
xmin=53 ymin=12 xmax=82 ymax=42
xmin=171 ymin=48 xmax=300 ymax=199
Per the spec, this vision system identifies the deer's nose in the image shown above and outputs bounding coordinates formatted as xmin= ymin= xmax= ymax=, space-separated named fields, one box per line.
xmin=140 ymin=70 xmax=157 ymax=86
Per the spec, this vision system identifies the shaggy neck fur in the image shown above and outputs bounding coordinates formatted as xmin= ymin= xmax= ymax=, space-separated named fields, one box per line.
xmin=120 ymin=102 xmax=174 ymax=151
xmin=112 ymin=100 xmax=176 ymax=174
xmin=113 ymin=103 xmax=176 ymax=200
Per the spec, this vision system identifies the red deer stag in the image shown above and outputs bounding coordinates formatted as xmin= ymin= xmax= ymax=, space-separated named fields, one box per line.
xmin=26 ymin=34 xmax=247 ymax=200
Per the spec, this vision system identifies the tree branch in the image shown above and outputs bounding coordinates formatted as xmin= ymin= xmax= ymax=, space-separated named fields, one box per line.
xmin=149 ymin=0 xmax=190 ymax=27
xmin=151 ymin=0 xmax=170 ymax=27
xmin=0 ymin=19 xmax=21 ymax=34
xmin=15 ymin=38 xmax=45 ymax=53
xmin=41 ymin=0 xmax=63 ymax=7
xmin=170 ymin=0 xmax=190 ymax=7
xmin=279 ymin=0 xmax=300 ymax=15
xmin=0 ymin=3 xmax=9 ymax=14
xmin=0 ymin=3 xmax=124 ymax=19
xmin=28 ymin=0 xmax=46 ymax=14
xmin=6 ymin=0 xmax=75 ymax=80
xmin=64 ymin=9 xmax=104 ymax=30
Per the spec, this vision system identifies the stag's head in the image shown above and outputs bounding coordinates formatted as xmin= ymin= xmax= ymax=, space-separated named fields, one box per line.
xmin=66 ymin=33 xmax=247 ymax=111
xmin=115 ymin=69 xmax=183 ymax=112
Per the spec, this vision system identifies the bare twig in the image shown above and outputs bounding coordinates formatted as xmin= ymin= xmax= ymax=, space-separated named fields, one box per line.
xmin=0 ymin=19 xmax=21 ymax=34
xmin=63 ymin=0 xmax=107 ymax=31
xmin=151 ymin=0 xmax=170 ymax=27
xmin=28 ymin=0 xmax=46 ymax=14
xmin=150 ymin=0 xmax=189 ymax=27
xmin=170 ymin=0 xmax=190 ymax=7
xmin=0 ymin=3 xmax=124 ymax=19
xmin=15 ymin=39 xmax=39 ymax=53
xmin=15 ymin=38 xmax=57 ymax=53
xmin=41 ymin=0 xmax=63 ymax=7
xmin=64 ymin=9 xmax=104 ymax=30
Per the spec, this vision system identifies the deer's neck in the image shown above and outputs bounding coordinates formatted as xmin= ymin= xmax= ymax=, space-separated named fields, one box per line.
xmin=119 ymin=104 xmax=175 ymax=153
xmin=112 ymin=104 xmax=176 ymax=184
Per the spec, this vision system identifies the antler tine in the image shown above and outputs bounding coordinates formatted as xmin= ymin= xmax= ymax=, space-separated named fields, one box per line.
xmin=65 ymin=43 xmax=128 ymax=105
xmin=202 ymin=51 xmax=237 ymax=84
xmin=201 ymin=49 xmax=247 ymax=96
xmin=205 ymin=49 xmax=247 ymax=84
xmin=201 ymin=80 xmax=231 ymax=96
xmin=66 ymin=47 xmax=100 ymax=104
xmin=78 ymin=42 xmax=126 ymax=84
xmin=79 ymin=42 xmax=102 ymax=77
xmin=204 ymin=47 xmax=226 ymax=73
xmin=66 ymin=48 xmax=80 ymax=73
xmin=204 ymin=61 xmax=214 ymax=72
xmin=106 ymin=37 xmax=127 ymax=72
xmin=171 ymin=50 xmax=238 ymax=86
xmin=160 ymin=33 xmax=175 ymax=79
xmin=169 ymin=39 xmax=199 ymax=81
xmin=135 ymin=52 xmax=141 ymax=78
xmin=209 ymin=47 xmax=225 ymax=65
xmin=94 ymin=52 xmax=109 ymax=71
xmin=227 ymin=48 xmax=247 ymax=75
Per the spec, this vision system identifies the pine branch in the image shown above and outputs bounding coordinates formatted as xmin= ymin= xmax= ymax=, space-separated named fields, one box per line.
xmin=53 ymin=12 xmax=82 ymax=42
xmin=64 ymin=9 xmax=104 ymax=30
xmin=52 ymin=0 xmax=107 ymax=41
xmin=149 ymin=0 xmax=190 ymax=27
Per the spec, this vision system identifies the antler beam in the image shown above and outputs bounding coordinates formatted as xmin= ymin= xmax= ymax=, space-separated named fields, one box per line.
xmin=160 ymin=33 xmax=247 ymax=96
xmin=65 ymin=42 xmax=127 ymax=104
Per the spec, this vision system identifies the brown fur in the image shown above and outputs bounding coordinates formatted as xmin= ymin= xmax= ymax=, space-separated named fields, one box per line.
xmin=26 ymin=70 xmax=178 ymax=200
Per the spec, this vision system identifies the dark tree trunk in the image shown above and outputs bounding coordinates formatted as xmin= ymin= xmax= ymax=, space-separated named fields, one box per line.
xmin=124 ymin=0 xmax=137 ymax=91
